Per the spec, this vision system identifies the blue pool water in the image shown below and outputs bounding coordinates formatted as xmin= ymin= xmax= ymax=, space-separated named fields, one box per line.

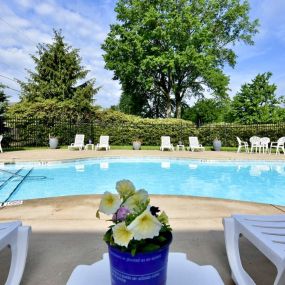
xmin=0 ymin=158 xmax=285 ymax=205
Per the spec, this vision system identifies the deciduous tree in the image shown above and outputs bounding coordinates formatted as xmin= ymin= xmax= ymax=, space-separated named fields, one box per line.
xmin=231 ymin=72 xmax=283 ymax=123
xmin=102 ymin=0 xmax=258 ymax=118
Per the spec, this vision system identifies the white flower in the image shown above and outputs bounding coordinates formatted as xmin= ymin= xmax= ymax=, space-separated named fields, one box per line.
xmin=116 ymin=180 xmax=136 ymax=198
xmin=124 ymin=189 xmax=149 ymax=210
xmin=99 ymin=191 xmax=121 ymax=215
xmin=113 ymin=222 xmax=134 ymax=247
xmin=127 ymin=208 xmax=162 ymax=240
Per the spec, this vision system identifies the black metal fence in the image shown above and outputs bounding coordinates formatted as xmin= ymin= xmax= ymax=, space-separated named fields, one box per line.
xmin=0 ymin=118 xmax=285 ymax=149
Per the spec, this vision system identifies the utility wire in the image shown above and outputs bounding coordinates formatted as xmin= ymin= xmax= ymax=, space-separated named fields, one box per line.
xmin=0 ymin=74 xmax=20 ymax=83
xmin=0 ymin=75 xmax=21 ymax=93
xmin=4 ymin=86 xmax=21 ymax=93
xmin=0 ymin=17 xmax=37 ymax=46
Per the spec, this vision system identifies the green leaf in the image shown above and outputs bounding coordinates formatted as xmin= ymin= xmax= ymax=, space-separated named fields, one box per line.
xmin=142 ymin=243 xmax=160 ymax=253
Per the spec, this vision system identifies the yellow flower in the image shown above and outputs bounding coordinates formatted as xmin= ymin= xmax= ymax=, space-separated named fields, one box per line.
xmin=99 ymin=191 xmax=121 ymax=215
xmin=128 ymin=209 xmax=162 ymax=240
xmin=158 ymin=211 xmax=169 ymax=224
xmin=113 ymin=222 xmax=134 ymax=247
xmin=124 ymin=189 xmax=149 ymax=210
xmin=116 ymin=180 xmax=136 ymax=198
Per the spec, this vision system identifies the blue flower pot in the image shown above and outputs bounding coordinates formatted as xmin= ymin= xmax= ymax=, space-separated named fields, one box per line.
xmin=108 ymin=236 xmax=172 ymax=285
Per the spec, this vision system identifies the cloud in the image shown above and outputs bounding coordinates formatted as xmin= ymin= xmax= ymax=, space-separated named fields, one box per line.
xmin=0 ymin=0 xmax=120 ymax=107
xmin=1 ymin=0 xmax=284 ymax=109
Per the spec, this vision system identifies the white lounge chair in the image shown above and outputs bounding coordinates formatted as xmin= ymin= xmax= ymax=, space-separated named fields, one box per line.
xmin=0 ymin=135 xmax=3 ymax=153
xmin=0 ymin=221 xmax=31 ymax=285
xmin=223 ymin=214 xmax=285 ymax=285
xmin=160 ymin=136 xmax=174 ymax=151
xmin=68 ymin=134 xmax=85 ymax=151
xmin=188 ymin=137 xmax=205 ymax=152
xmin=270 ymin=137 xmax=285 ymax=155
xmin=95 ymin=136 xmax=110 ymax=151
xmin=249 ymin=136 xmax=260 ymax=153
xmin=236 ymin=137 xmax=249 ymax=153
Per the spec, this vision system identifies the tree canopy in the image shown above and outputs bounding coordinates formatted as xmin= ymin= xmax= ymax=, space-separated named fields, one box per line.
xmin=102 ymin=0 xmax=258 ymax=118
xmin=230 ymin=72 xmax=284 ymax=123
xmin=182 ymin=98 xmax=229 ymax=125
xmin=0 ymin=83 xmax=8 ymax=117
xmin=20 ymin=30 xmax=99 ymax=113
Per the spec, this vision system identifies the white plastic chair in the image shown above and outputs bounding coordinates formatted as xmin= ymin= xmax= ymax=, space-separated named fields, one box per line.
xmin=188 ymin=137 xmax=205 ymax=152
xmin=270 ymin=137 xmax=285 ymax=155
xmin=249 ymin=136 xmax=260 ymax=153
xmin=223 ymin=214 xmax=285 ymax=285
xmin=0 ymin=221 xmax=31 ymax=285
xmin=0 ymin=135 xmax=3 ymax=153
xmin=260 ymin=137 xmax=270 ymax=153
xmin=236 ymin=137 xmax=249 ymax=153
xmin=160 ymin=136 xmax=174 ymax=151
xmin=68 ymin=134 xmax=85 ymax=151
xmin=95 ymin=136 xmax=110 ymax=151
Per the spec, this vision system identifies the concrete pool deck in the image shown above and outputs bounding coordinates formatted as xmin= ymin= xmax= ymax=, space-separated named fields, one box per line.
xmin=0 ymin=149 xmax=285 ymax=284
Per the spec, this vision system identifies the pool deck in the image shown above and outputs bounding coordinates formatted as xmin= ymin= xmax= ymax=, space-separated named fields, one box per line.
xmin=0 ymin=149 xmax=285 ymax=285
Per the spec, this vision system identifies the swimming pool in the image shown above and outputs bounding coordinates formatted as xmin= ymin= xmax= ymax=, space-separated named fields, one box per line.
xmin=0 ymin=158 xmax=285 ymax=205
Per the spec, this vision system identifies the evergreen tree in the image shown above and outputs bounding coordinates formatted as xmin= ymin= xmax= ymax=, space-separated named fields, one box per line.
xmin=0 ymin=83 xmax=9 ymax=118
xmin=20 ymin=30 xmax=99 ymax=113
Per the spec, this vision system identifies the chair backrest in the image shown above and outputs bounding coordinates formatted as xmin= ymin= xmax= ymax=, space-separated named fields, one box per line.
xmin=249 ymin=136 xmax=260 ymax=144
xmin=277 ymin=137 xmax=285 ymax=145
xmin=161 ymin=136 xmax=171 ymax=146
xmin=189 ymin=136 xmax=199 ymax=147
xmin=74 ymin=134 xmax=85 ymax=145
xmin=260 ymin=137 xmax=270 ymax=145
xmin=99 ymin=135 xmax=109 ymax=145
xmin=236 ymin=136 xmax=242 ymax=145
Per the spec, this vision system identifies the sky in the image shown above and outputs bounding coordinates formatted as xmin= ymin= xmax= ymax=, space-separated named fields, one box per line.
xmin=0 ymin=0 xmax=285 ymax=108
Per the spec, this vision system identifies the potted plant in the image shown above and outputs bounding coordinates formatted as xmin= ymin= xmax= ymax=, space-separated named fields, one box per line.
xmin=132 ymin=139 xmax=142 ymax=150
xmin=48 ymin=134 xmax=59 ymax=149
xmin=213 ymin=137 xmax=222 ymax=151
xmin=97 ymin=180 xmax=172 ymax=285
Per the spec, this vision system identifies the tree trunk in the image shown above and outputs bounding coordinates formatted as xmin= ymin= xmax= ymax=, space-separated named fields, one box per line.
xmin=175 ymin=101 xmax=182 ymax=119
xmin=175 ymin=94 xmax=182 ymax=118
xmin=165 ymin=92 xmax=172 ymax=118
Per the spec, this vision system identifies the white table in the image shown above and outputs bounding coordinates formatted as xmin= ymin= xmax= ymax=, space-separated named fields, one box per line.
xmin=67 ymin=252 xmax=224 ymax=285
xmin=84 ymin=144 xmax=94 ymax=150
xmin=176 ymin=144 xmax=185 ymax=151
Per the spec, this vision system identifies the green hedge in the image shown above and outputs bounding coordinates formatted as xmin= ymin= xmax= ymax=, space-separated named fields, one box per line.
xmin=198 ymin=123 xmax=285 ymax=147
xmin=1 ymin=109 xmax=285 ymax=148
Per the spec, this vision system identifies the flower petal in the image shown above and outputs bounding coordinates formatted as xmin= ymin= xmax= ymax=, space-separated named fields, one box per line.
xmin=127 ymin=209 xmax=162 ymax=240
xmin=124 ymin=189 xmax=149 ymax=211
xmin=116 ymin=180 xmax=136 ymax=198
xmin=99 ymin=191 xmax=121 ymax=215
xmin=113 ymin=222 xmax=134 ymax=247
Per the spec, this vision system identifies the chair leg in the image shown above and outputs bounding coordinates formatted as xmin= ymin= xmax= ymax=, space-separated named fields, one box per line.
xmin=237 ymin=146 xmax=241 ymax=153
xmin=223 ymin=218 xmax=255 ymax=285
xmin=6 ymin=226 xmax=31 ymax=285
